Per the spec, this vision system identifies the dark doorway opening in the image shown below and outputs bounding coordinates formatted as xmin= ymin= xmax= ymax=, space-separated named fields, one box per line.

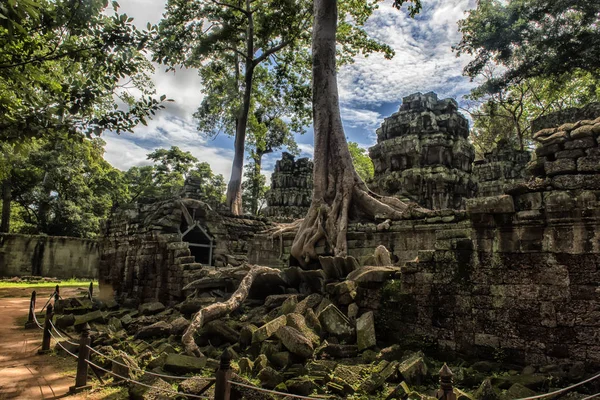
xmin=181 ymin=222 xmax=214 ymax=266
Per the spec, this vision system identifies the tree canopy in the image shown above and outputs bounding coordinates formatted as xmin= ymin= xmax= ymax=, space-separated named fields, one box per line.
xmin=455 ymin=0 xmax=600 ymax=94
xmin=0 ymin=0 xmax=168 ymax=143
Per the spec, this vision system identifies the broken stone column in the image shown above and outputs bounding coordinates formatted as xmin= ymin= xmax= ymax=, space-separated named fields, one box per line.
xmin=472 ymin=139 xmax=531 ymax=197
xmin=369 ymin=92 xmax=476 ymax=210
xmin=265 ymin=152 xmax=313 ymax=220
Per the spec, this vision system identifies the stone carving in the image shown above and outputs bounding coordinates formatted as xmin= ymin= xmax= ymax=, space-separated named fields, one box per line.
xmin=472 ymin=139 xmax=531 ymax=197
xmin=265 ymin=152 xmax=313 ymax=220
xmin=369 ymin=92 xmax=476 ymax=210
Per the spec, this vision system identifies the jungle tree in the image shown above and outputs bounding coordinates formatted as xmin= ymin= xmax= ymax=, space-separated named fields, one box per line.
xmin=154 ymin=0 xmax=395 ymax=215
xmin=290 ymin=0 xmax=422 ymax=267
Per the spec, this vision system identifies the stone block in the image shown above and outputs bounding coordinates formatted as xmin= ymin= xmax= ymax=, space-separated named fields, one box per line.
xmin=356 ymin=311 xmax=377 ymax=351
xmin=544 ymin=158 xmax=576 ymax=176
xmin=252 ymin=315 xmax=287 ymax=343
xmin=275 ymin=326 xmax=314 ymax=358
xmin=577 ymin=156 xmax=600 ymax=172
xmin=318 ymin=304 xmax=354 ymax=338
xmin=466 ymin=195 xmax=515 ymax=214
xmin=164 ymin=354 xmax=206 ymax=374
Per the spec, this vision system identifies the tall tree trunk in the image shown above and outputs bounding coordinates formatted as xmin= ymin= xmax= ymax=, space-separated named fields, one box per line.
xmin=290 ymin=0 xmax=415 ymax=267
xmin=0 ymin=179 xmax=11 ymax=233
xmin=38 ymin=172 xmax=52 ymax=233
xmin=225 ymin=0 xmax=254 ymax=215
xmin=250 ymin=152 xmax=263 ymax=215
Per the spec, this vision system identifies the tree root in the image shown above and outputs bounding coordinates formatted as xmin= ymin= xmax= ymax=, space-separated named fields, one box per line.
xmin=181 ymin=264 xmax=282 ymax=357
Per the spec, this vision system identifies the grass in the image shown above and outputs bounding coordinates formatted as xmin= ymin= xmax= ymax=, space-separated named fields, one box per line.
xmin=0 ymin=279 xmax=97 ymax=289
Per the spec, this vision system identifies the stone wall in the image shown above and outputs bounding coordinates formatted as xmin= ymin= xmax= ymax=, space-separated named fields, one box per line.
xmin=473 ymin=140 xmax=531 ymax=197
xmin=265 ymin=152 xmax=313 ymax=221
xmin=99 ymin=195 xmax=268 ymax=304
xmin=369 ymin=92 xmax=476 ymax=209
xmin=0 ymin=234 xmax=98 ymax=278
xmin=249 ymin=115 xmax=600 ymax=367
xmin=532 ymin=102 xmax=600 ymax=132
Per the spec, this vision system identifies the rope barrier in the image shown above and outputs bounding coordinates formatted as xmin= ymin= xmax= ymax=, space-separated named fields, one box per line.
xmin=581 ymin=393 xmax=600 ymax=400
xmin=517 ymin=371 xmax=600 ymax=400
xmin=40 ymin=291 xmax=56 ymax=313
xmin=86 ymin=345 xmax=214 ymax=382
xmin=48 ymin=320 xmax=79 ymax=347
xmin=49 ymin=330 xmax=79 ymax=359
xmin=30 ymin=302 xmax=44 ymax=329
xmin=229 ymin=380 xmax=322 ymax=400
xmin=84 ymin=358 xmax=212 ymax=399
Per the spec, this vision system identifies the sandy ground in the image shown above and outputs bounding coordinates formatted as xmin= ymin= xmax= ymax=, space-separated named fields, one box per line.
xmin=0 ymin=287 xmax=126 ymax=400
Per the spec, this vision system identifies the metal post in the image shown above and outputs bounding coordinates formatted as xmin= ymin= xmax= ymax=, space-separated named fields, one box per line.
xmin=54 ymin=284 xmax=60 ymax=301
xmin=70 ymin=323 xmax=92 ymax=393
xmin=215 ymin=349 xmax=232 ymax=400
xmin=25 ymin=291 xmax=37 ymax=329
xmin=436 ymin=363 xmax=457 ymax=400
xmin=88 ymin=282 xmax=93 ymax=300
xmin=39 ymin=304 xmax=53 ymax=354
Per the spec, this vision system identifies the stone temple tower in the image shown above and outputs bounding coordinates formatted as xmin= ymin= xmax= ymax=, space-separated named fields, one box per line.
xmin=369 ymin=92 xmax=476 ymax=210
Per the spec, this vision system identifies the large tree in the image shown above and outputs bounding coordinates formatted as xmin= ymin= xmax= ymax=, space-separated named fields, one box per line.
xmin=454 ymin=0 xmax=600 ymax=94
xmin=290 ymin=0 xmax=422 ymax=267
xmin=154 ymin=0 xmax=395 ymax=215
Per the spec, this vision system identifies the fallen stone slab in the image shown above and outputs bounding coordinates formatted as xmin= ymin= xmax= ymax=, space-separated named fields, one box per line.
xmin=318 ymin=304 xmax=354 ymax=338
xmin=276 ymin=326 xmax=314 ymax=359
xmin=356 ymin=311 xmax=376 ymax=351
xmin=164 ymin=353 xmax=207 ymax=374
xmin=134 ymin=321 xmax=172 ymax=340
xmin=138 ymin=302 xmax=166 ymax=316
xmin=252 ymin=315 xmax=287 ymax=344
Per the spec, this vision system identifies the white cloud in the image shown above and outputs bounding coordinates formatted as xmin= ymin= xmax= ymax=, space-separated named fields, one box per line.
xmin=338 ymin=0 xmax=477 ymax=109
xmin=297 ymin=143 xmax=314 ymax=157
xmin=340 ymin=107 xmax=382 ymax=129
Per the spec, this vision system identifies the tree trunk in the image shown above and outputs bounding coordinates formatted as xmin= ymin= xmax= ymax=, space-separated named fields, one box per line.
xmin=290 ymin=0 xmax=414 ymax=267
xmin=0 ymin=179 xmax=11 ymax=233
xmin=250 ymin=152 xmax=263 ymax=215
xmin=225 ymin=0 xmax=254 ymax=215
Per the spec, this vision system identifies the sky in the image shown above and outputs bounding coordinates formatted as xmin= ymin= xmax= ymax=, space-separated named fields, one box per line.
xmin=103 ymin=0 xmax=478 ymax=183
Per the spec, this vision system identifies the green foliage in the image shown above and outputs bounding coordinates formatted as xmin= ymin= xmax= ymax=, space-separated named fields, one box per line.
xmin=455 ymin=0 xmax=600 ymax=93
xmin=0 ymin=0 xmax=169 ymax=143
xmin=242 ymin=160 xmax=269 ymax=216
xmin=348 ymin=142 xmax=375 ymax=181
xmin=124 ymin=147 xmax=226 ymax=208
xmin=1 ymin=134 xmax=127 ymax=238
xmin=467 ymin=71 xmax=600 ymax=156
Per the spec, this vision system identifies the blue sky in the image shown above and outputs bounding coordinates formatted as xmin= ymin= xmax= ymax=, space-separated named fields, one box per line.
xmin=103 ymin=0 xmax=478 ymax=183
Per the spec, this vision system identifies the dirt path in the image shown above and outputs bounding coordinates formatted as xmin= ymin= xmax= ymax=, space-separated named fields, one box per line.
xmin=0 ymin=288 xmax=122 ymax=400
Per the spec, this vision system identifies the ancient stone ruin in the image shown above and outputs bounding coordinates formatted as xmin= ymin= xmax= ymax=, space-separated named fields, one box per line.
xmin=82 ymin=103 xmax=600 ymax=399
xmin=369 ymin=92 xmax=476 ymax=209
xmin=472 ymin=139 xmax=531 ymax=197
xmin=265 ymin=152 xmax=313 ymax=221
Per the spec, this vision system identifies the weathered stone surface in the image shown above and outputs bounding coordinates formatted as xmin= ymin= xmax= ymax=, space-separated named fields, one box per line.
xmin=369 ymin=92 xmax=476 ymax=209
xmin=276 ymin=326 xmax=314 ymax=359
xmin=135 ymin=321 xmax=172 ymax=339
xmin=238 ymin=357 xmax=254 ymax=375
xmin=169 ymin=316 xmax=190 ymax=335
xmin=163 ymin=354 xmax=206 ymax=374
xmin=270 ymin=351 xmax=291 ymax=369
xmin=257 ymin=367 xmax=283 ymax=389
xmin=293 ymin=293 xmax=323 ymax=315
xmin=129 ymin=376 xmax=175 ymax=400
xmin=466 ymin=195 xmax=515 ymax=214
xmin=356 ymin=311 xmax=376 ymax=351
xmin=286 ymin=313 xmax=320 ymax=345
xmin=473 ymin=140 xmax=531 ymax=197
xmin=138 ymin=302 xmax=165 ymax=316
xmin=112 ymin=351 xmax=141 ymax=382
xmin=286 ymin=377 xmax=319 ymax=396
xmin=265 ymin=152 xmax=313 ymax=220
xmin=398 ymin=354 xmax=428 ymax=385
xmin=252 ymin=315 xmax=287 ymax=343
xmin=318 ymin=304 xmax=354 ymax=338
xmin=74 ymin=310 xmax=105 ymax=326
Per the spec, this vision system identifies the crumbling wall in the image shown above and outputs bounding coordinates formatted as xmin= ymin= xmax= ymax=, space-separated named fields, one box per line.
xmin=369 ymin=92 xmax=476 ymax=209
xmin=473 ymin=140 xmax=531 ymax=197
xmin=99 ymin=196 xmax=268 ymax=304
xmin=0 ymin=234 xmax=98 ymax=278
xmin=265 ymin=152 xmax=313 ymax=221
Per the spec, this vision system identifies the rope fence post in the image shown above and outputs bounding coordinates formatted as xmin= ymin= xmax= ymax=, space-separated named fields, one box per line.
xmin=38 ymin=304 xmax=53 ymax=354
xmin=436 ymin=363 xmax=457 ymax=400
xmin=25 ymin=290 xmax=37 ymax=329
xmin=70 ymin=322 xmax=92 ymax=393
xmin=54 ymin=284 xmax=60 ymax=302
xmin=88 ymin=282 xmax=93 ymax=300
xmin=215 ymin=349 xmax=232 ymax=400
